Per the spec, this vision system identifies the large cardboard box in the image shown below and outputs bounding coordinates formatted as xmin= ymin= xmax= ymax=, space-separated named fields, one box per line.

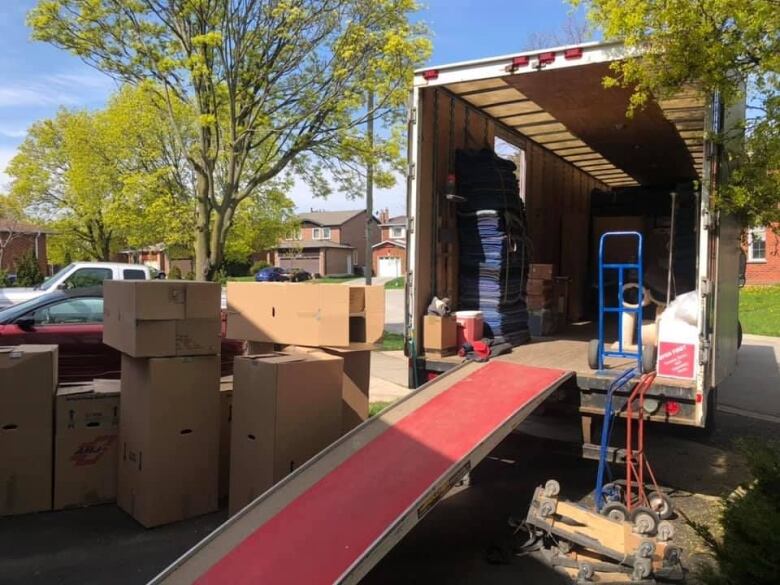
xmin=0 ymin=345 xmax=58 ymax=516
xmin=423 ymin=315 xmax=457 ymax=353
xmin=285 ymin=346 xmax=371 ymax=434
xmin=529 ymin=264 xmax=555 ymax=279
xmin=218 ymin=376 xmax=233 ymax=500
xmin=226 ymin=283 xmax=385 ymax=347
xmin=103 ymin=280 xmax=221 ymax=357
xmin=53 ymin=379 xmax=120 ymax=510
xmin=118 ymin=355 xmax=220 ymax=527
xmin=229 ymin=352 xmax=342 ymax=514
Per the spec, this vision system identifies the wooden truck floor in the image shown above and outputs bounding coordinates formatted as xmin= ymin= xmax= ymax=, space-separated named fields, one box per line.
xmin=150 ymin=361 xmax=573 ymax=585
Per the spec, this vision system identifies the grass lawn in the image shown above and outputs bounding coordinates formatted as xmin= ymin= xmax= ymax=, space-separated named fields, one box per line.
xmin=227 ymin=275 xmax=255 ymax=282
xmin=380 ymin=331 xmax=405 ymax=351
xmin=313 ymin=275 xmax=357 ymax=284
xmin=740 ymin=285 xmax=780 ymax=337
xmin=384 ymin=277 xmax=405 ymax=289
xmin=369 ymin=401 xmax=393 ymax=417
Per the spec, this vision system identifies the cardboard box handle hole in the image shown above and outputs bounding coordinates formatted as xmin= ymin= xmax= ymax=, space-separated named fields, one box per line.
xmin=180 ymin=428 xmax=193 ymax=435
xmin=247 ymin=434 xmax=256 ymax=440
xmin=2 ymin=424 xmax=18 ymax=431
xmin=86 ymin=421 xmax=101 ymax=428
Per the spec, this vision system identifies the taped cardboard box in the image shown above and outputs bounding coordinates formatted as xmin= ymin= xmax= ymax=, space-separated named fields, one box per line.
xmin=229 ymin=352 xmax=342 ymax=515
xmin=0 ymin=345 xmax=58 ymax=516
xmin=118 ymin=355 xmax=220 ymax=527
xmin=226 ymin=283 xmax=385 ymax=347
xmin=103 ymin=280 xmax=221 ymax=357
xmin=54 ymin=379 xmax=120 ymax=510
xmin=219 ymin=376 xmax=233 ymax=500
xmin=285 ymin=346 xmax=371 ymax=435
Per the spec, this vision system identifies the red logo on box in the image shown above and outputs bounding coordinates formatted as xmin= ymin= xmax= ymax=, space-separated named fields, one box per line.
xmin=70 ymin=435 xmax=117 ymax=466
xmin=658 ymin=342 xmax=695 ymax=379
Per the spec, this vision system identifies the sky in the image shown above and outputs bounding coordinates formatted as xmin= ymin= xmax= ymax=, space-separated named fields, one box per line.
xmin=0 ymin=0 xmax=585 ymax=216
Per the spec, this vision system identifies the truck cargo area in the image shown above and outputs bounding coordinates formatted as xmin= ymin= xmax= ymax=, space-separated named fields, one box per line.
xmin=409 ymin=42 xmax=720 ymax=425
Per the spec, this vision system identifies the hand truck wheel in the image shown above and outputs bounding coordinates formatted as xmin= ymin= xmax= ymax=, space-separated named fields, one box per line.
xmin=630 ymin=506 xmax=659 ymax=535
xmin=648 ymin=490 xmax=673 ymax=520
xmin=601 ymin=501 xmax=629 ymax=522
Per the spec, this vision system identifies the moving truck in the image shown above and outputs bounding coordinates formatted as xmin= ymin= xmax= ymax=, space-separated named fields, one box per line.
xmin=404 ymin=40 xmax=745 ymax=438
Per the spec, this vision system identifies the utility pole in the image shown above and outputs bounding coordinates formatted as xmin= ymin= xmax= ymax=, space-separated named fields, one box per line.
xmin=364 ymin=89 xmax=374 ymax=286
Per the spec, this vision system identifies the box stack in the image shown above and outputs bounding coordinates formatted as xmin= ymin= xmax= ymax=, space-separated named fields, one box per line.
xmin=455 ymin=148 xmax=531 ymax=346
xmin=104 ymin=280 xmax=221 ymax=527
xmin=527 ymin=265 xmax=569 ymax=337
xmin=225 ymin=282 xmax=384 ymax=512
xmin=0 ymin=345 xmax=58 ymax=517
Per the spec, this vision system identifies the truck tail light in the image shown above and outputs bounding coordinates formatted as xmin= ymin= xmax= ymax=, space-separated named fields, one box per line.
xmin=422 ymin=69 xmax=439 ymax=81
xmin=510 ymin=55 xmax=529 ymax=70
xmin=538 ymin=52 xmax=556 ymax=65
xmin=564 ymin=47 xmax=583 ymax=60
xmin=665 ymin=400 xmax=680 ymax=416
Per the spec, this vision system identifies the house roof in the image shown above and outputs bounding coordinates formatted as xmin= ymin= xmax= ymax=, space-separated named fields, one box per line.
xmin=372 ymin=239 xmax=406 ymax=249
xmin=380 ymin=215 xmax=407 ymax=226
xmin=297 ymin=209 xmax=371 ymax=226
xmin=277 ymin=240 xmax=354 ymax=250
xmin=0 ymin=218 xmax=49 ymax=234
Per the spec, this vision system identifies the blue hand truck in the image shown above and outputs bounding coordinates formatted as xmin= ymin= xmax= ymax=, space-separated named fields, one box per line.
xmin=588 ymin=231 xmax=648 ymax=373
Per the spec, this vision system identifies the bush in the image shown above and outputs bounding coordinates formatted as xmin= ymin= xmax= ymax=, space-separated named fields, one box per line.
xmin=223 ymin=259 xmax=252 ymax=277
xmin=15 ymin=251 xmax=44 ymax=287
xmin=168 ymin=265 xmax=182 ymax=280
xmin=213 ymin=269 xmax=228 ymax=285
xmin=689 ymin=440 xmax=780 ymax=585
xmin=250 ymin=260 xmax=270 ymax=274
xmin=0 ymin=269 xmax=8 ymax=287
xmin=185 ymin=271 xmax=195 ymax=280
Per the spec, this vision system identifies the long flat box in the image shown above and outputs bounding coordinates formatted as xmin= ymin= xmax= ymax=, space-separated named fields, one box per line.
xmin=423 ymin=315 xmax=457 ymax=353
xmin=229 ymin=352 xmax=342 ymax=515
xmin=285 ymin=346 xmax=371 ymax=434
xmin=54 ymin=379 xmax=120 ymax=510
xmin=226 ymin=283 xmax=385 ymax=347
xmin=118 ymin=355 xmax=220 ymax=527
xmin=103 ymin=281 xmax=221 ymax=357
xmin=0 ymin=345 xmax=58 ymax=516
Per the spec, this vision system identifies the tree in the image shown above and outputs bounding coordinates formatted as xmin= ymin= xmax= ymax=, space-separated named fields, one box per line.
xmin=15 ymin=251 xmax=44 ymax=287
xmin=29 ymin=0 xmax=431 ymax=280
xmin=572 ymin=0 xmax=779 ymax=228
xmin=0 ymin=199 xmax=26 ymax=271
xmin=524 ymin=13 xmax=592 ymax=50
xmin=7 ymin=84 xmax=192 ymax=261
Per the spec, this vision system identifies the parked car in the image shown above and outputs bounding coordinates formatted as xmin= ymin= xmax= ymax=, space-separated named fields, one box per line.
xmin=288 ymin=268 xmax=313 ymax=282
xmin=255 ymin=266 xmax=289 ymax=282
xmin=0 ymin=262 xmax=162 ymax=310
xmin=0 ymin=287 xmax=243 ymax=383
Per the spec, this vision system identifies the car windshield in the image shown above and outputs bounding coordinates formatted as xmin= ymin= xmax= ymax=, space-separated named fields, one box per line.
xmin=36 ymin=263 xmax=74 ymax=290
xmin=0 ymin=295 xmax=51 ymax=322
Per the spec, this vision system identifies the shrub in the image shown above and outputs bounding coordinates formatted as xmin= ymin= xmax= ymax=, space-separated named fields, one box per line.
xmin=250 ymin=260 xmax=270 ymax=274
xmin=168 ymin=265 xmax=182 ymax=280
xmin=689 ymin=440 xmax=780 ymax=585
xmin=15 ymin=251 xmax=44 ymax=287
xmin=0 ymin=269 xmax=8 ymax=287
xmin=223 ymin=259 xmax=251 ymax=277
xmin=185 ymin=271 xmax=195 ymax=280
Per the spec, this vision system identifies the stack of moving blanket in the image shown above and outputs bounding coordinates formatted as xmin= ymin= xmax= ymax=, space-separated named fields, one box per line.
xmin=456 ymin=149 xmax=530 ymax=346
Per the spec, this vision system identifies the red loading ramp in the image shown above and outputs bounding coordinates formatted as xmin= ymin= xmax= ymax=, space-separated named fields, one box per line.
xmin=152 ymin=361 xmax=573 ymax=585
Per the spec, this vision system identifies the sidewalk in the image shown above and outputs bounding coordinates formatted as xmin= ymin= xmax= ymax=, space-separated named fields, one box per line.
xmin=369 ymin=350 xmax=410 ymax=403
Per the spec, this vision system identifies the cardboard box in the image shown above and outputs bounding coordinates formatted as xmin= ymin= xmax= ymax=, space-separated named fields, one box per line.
xmin=529 ymin=264 xmax=555 ymax=279
xmin=526 ymin=278 xmax=554 ymax=296
xmin=0 ymin=345 xmax=58 ymax=516
xmin=285 ymin=346 xmax=371 ymax=434
xmin=526 ymin=294 xmax=554 ymax=311
xmin=423 ymin=315 xmax=457 ymax=353
xmin=226 ymin=283 xmax=385 ymax=347
xmin=528 ymin=309 xmax=562 ymax=337
xmin=118 ymin=355 xmax=220 ymax=527
xmin=245 ymin=341 xmax=275 ymax=354
xmin=229 ymin=352 xmax=342 ymax=514
xmin=53 ymin=379 xmax=120 ymax=510
xmin=219 ymin=376 xmax=233 ymax=500
xmin=103 ymin=280 xmax=221 ymax=357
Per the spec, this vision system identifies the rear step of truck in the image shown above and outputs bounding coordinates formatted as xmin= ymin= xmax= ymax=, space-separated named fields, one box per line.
xmin=150 ymin=360 xmax=573 ymax=585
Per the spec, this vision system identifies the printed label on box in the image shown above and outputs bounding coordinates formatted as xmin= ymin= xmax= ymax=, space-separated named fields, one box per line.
xmin=658 ymin=341 xmax=695 ymax=379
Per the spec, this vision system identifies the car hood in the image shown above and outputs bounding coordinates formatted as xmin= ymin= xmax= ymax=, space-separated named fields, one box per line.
xmin=0 ymin=288 xmax=40 ymax=307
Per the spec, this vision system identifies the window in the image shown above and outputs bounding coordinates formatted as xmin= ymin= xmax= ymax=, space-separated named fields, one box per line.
xmin=322 ymin=227 xmax=331 ymax=240
xmin=312 ymin=227 xmax=321 ymax=239
xmin=26 ymin=298 xmax=104 ymax=325
xmin=748 ymin=227 xmax=766 ymax=262
xmin=390 ymin=226 xmax=405 ymax=239
xmin=63 ymin=267 xmax=113 ymax=289
xmin=494 ymin=135 xmax=526 ymax=200
xmin=123 ymin=269 xmax=147 ymax=280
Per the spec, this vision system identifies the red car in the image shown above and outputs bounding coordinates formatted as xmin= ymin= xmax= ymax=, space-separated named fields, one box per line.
xmin=0 ymin=287 xmax=243 ymax=383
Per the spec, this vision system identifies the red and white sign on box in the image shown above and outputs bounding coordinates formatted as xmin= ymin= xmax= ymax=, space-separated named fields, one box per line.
xmin=657 ymin=341 xmax=696 ymax=379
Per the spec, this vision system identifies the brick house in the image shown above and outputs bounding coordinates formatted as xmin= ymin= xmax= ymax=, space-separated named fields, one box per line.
xmin=745 ymin=225 xmax=780 ymax=285
xmin=0 ymin=218 xmax=48 ymax=276
xmin=275 ymin=210 xmax=380 ymax=276
xmin=372 ymin=209 xmax=407 ymax=278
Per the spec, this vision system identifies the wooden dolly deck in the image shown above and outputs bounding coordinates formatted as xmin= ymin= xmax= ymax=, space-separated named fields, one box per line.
xmin=150 ymin=361 xmax=573 ymax=584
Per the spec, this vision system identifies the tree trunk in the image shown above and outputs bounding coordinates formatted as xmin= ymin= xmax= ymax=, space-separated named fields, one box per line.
xmin=194 ymin=170 xmax=212 ymax=281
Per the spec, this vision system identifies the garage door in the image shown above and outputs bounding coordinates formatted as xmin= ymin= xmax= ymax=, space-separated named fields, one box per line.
xmin=279 ymin=255 xmax=320 ymax=274
xmin=378 ymin=257 xmax=401 ymax=278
